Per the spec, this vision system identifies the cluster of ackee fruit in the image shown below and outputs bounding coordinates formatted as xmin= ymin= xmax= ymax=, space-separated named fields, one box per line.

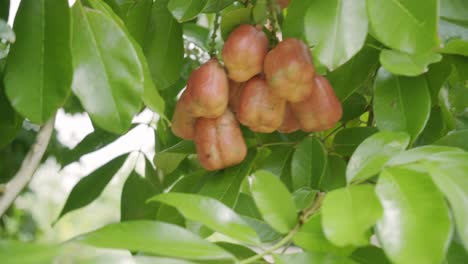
xmin=171 ymin=24 xmax=342 ymax=171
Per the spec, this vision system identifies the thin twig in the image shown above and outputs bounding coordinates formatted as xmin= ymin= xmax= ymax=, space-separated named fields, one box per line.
xmin=0 ymin=115 xmax=56 ymax=217
xmin=209 ymin=13 xmax=221 ymax=59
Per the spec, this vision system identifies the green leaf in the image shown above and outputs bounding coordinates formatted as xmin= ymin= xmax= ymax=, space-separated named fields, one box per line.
xmin=346 ymin=131 xmax=410 ymax=184
xmin=203 ymin=0 xmax=233 ymax=13
xmin=333 ymin=127 xmax=378 ymax=157
xmin=71 ymin=1 xmax=143 ymax=134
xmin=282 ymin=0 xmax=313 ymax=40
xmin=252 ymin=0 xmax=267 ymax=24
xmin=134 ymin=256 xmax=198 ymax=264
xmin=322 ymin=185 xmax=382 ymax=247
xmin=144 ymin=0 xmax=184 ymax=90
xmin=215 ymin=242 xmax=257 ymax=260
xmin=327 ymin=43 xmax=380 ymax=101
xmin=366 ymin=0 xmax=438 ymax=54
xmin=425 ymin=152 xmax=468 ymax=251
xmin=380 ymin=49 xmax=442 ymax=76
xmin=168 ymin=0 xmax=206 ymax=22
xmin=75 ymin=221 xmax=234 ymax=261
xmin=220 ymin=7 xmax=252 ymax=40
xmin=149 ymin=193 xmax=259 ymax=244
xmin=4 ymin=0 xmax=72 ymax=124
xmin=274 ymin=252 xmax=358 ymax=264
xmin=350 ymin=246 xmax=391 ymax=264
xmin=121 ymin=170 xmax=161 ymax=221
xmin=256 ymin=145 xmax=295 ymax=191
xmin=234 ymin=193 xmax=262 ymax=219
xmin=250 ymin=170 xmax=297 ymax=234
xmin=446 ymin=240 xmax=468 ymax=264
xmin=154 ymin=140 xmax=195 ymax=175
xmin=439 ymin=19 xmax=468 ymax=57
xmin=341 ymin=93 xmax=368 ymax=123
xmin=321 ymin=154 xmax=347 ymax=191
xmin=183 ymin=23 xmax=210 ymax=51
xmin=292 ymin=187 xmax=317 ymax=212
xmin=0 ymin=240 xmax=61 ymax=264
xmin=291 ymin=137 xmax=327 ymax=190
xmin=415 ymin=107 xmax=446 ymax=145
xmin=293 ymin=213 xmax=353 ymax=255
xmin=426 ymin=59 xmax=452 ymax=106
xmin=124 ymin=0 xmax=153 ymax=46
xmin=376 ymin=166 xmax=452 ymax=264
xmin=0 ymin=85 xmax=22 ymax=149
xmin=242 ymin=216 xmax=282 ymax=243
xmin=304 ymin=0 xmax=368 ymax=70
xmin=386 ymin=145 xmax=464 ymax=167
xmin=0 ymin=0 xmax=9 ymax=20
xmin=435 ymin=130 xmax=468 ymax=152
xmin=57 ymin=154 xmax=128 ymax=220
xmin=198 ymin=150 xmax=256 ymax=207
xmin=441 ymin=0 xmax=468 ymax=22
xmin=373 ymin=67 xmax=431 ymax=141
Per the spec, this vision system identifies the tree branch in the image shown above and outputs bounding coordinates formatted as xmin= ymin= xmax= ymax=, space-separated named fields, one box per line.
xmin=0 ymin=115 xmax=55 ymax=217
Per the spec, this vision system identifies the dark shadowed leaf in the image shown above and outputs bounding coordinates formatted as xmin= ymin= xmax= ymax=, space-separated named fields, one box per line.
xmin=333 ymin=127 xmax=378 ymax=157
xmin=291 ymin=137 xmax=327 ymax=190
xmin=0 ymin=84 xmax=22 ymax=149
xmin=320 ymin=155 xmax=347 ymax=191
xmin=350 ymin=246 xmax=391 ymax=264
xmin=282 ymin=0 xmax=312 ymax=41
xmin=340 ymin=93 xmax=368 ymax=123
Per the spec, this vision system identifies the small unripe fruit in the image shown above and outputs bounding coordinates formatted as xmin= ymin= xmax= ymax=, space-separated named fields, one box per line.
xmin=222 ymin=25 xmax=269 ymax=82
xmin=185 ymin=59 xmax=229 ymax=118
xmin=264 ymin=38 xmax=316 ymax=102
xmin=237 ymin=76 xmax=286 ymax=133
xmin=194 ymin=109 xmax=247 ymax=171
xmin=228 ymin=80 xmax=244 ymax=114
xmin=290 ymin=75 xmax=342 ymax=132
xmin=171 ymin=91 xmax=196 ymax=140
xmin=278 ymin=103 xmax=300 ymax=133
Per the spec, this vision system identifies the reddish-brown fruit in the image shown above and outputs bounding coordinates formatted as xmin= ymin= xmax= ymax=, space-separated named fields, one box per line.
xmin=222 ymin=25 xmax=269 ymax=82
xmin=185 ymin=58 xmax=229 ymax=118
xmin=278 ymin=0 xmax=290 ymax=9
xmin=228 ymin=80 xmax=244 ymax=113
xmin=171 ymin=91 xmax=197 ymax=139
xmin=264 ymin=38 xmax=316 ymax=102
xmin=237 ymin=76 xmax=286 ymax=133
xmin=290 ymin=75 xmax=342 ymax=132
xmin=194 ymin=109 xmax=247 ymax=171
xmin=278 ymin=103 xmax=300 ymax=133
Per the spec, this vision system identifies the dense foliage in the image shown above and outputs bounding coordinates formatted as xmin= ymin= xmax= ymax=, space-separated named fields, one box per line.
xmin=0 ymin=0 xmax=467 ymax=263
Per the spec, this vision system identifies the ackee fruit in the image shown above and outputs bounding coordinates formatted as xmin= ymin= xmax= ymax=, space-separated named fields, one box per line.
xmin=194 ymin=109 xmax=247 ymax=171
xmin=222 ymin=25 xmax=269 ymax=82
xmin=290 ymin=75 xmax=342 ymax=132
xmin=185 ymin=58 xmax=229 ymax=118
xmin=237 ymin=76 xmax=286 ymax=133
xmin=264 ymin=38 xmax=316 ymax=102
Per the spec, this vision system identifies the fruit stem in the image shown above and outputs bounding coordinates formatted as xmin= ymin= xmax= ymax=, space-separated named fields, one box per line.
xmin=209 ymin=13 xmax=221 ymax=59
xmin=267 ymin=0 xmax=280 ymax=46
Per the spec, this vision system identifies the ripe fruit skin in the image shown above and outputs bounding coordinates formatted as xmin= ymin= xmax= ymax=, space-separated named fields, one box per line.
xmin=278 ymin=103 xmax=300 ymax=133
xmin=185 ymin=58 xmax=229 ymax=118
xmin=171 ymin=91 xmax=196 ymax=140
xmin=264 ymin=38 xmax=316 ymax=102
xmin=237 ymin=76 xmax=286 ymax=133
xmin=228 ymin=80 xmax=244 ymax=114
xmin=222 ymin=25 xmax=269 ymax=82
xmin=194 ymin=109 xmax=247 ymax=171
xmin=278 ymin=0 xmax=290 ymax=9
xmin=290 ymin=75 xmax=342 ymax=132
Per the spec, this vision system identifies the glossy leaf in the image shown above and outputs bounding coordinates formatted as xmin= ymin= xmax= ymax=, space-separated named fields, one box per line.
xmin=380 ymin=49 xmax=442 ymax=76
xmin=4 ymin=0 xmax=72 ymax=124
xmin=57 ymin=154 xmax=128 ymax=220
xmin=376 ymin=166 xmax=452 ymax=264
xmin=373 ymin=67 xmax=431 ymax=141
xmin=328 ymin=43 xmax=380 ymax=101
xmin=242 ymin=216 xmax=282 ymax=243
xmin=291 ymin=137 xmax=327 ymax=190
xmin=124 ymin=0 xmax=153 ymax=46
xmin=75 ymin=221 xmax=234 ymax=261
xmin=121 ymin=170 xmax=160 ymax=221
xmin=346 ymin=131 xmax=410 ymax=184
xmin=322 ymin=185 xmax=382 ymax=247
xmin=250 ymin=170 xmax=297 ymax=234
xmin=435 ymin=130 xmax=468 ymax=152
xmin=0 ymin=240 xmax=60 ymax=264
xmin=386 ymin=145 xmax=463 ymax=167
xmin=282 ymin=0 xmax=313 ymax=40
xmin=149 ymin=193 xmax=259 ymax=244
xmin=367 ymin=0 xmax=438 ymax=54
xmin=0 ymin=84 xmax=22 ymax=149
xmin=333 ymin=127 xmax=378 ymax=157
xmin=274 ymin=252 xmax=358 ymax=264
xmin=144 ymin=0 xmax=184 ymax=90
xmin=198 ymin=150 xmax=256 ymax=207
xmin=234 ymin=193 xmax=262 ymax=220
xmin=71 ymin=2 xmax=143 ymax=133
xmin=304 ymin=0 xmax=368 ymax=70
xmin=256 ymin=145 xmax=295 ymax=191
xmin=220 ymin=7 xmax=252 ymax=40
xmin=426 ymin=152 xmax=468 ymax=251
xmin=168 ymin=0 xmax=205 ymax=22
xmin=292 ymin=187 xmax=317 ymax=212
xmin=203 ymin=0 xmax=233 ymax=13
xmin=321 ymin=155 xmax=347 ymax=191
xmin=293 ymin=213 xmax=353 ymax=255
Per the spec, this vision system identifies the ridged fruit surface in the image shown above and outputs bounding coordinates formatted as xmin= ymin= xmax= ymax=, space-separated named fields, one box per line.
xmin=194 ymin=109 xmax=247 ymax=171
xmin=171 ymin=91 xmax=196 ymax=140
xmin=278 ymin=103 xmax=300 ymax=133
xmin=228 ymin=80 xmax=244 ymax=114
